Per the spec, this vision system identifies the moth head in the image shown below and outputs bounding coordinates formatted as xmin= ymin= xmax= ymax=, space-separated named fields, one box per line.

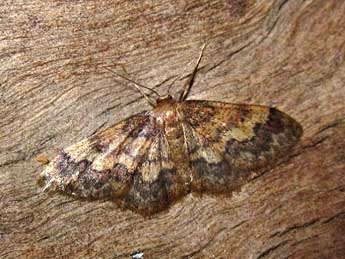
xmin=156 ymin=94 xmax=175 ymax=105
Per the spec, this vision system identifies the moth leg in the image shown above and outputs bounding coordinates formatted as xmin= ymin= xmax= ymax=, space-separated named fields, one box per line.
xmin=36 ymin=154 xmax=50 ymax=165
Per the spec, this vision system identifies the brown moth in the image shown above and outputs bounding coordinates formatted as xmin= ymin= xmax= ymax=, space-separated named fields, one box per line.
xmin=38 ymin=44 xmax=302 ymax=215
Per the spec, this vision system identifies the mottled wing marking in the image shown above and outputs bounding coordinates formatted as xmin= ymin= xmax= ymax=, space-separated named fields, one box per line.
xmin=123 ymin=133 xmax=190 ymax=215
xmin=39 ymin=111 xmax=161 ymax=198
xmin=38 ymin=97 xmax=302 ymax=215
xmin=138 ymin=133 xmax=174 ymax=182
xmin=180 ymin=100 xmax=303 ymax=192
xmin=38 ymin=110 xmax=186 ymax=214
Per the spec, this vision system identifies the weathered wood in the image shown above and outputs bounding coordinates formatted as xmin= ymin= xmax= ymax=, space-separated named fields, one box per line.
xmin=1 ymin=0 xmax=344 ymax=258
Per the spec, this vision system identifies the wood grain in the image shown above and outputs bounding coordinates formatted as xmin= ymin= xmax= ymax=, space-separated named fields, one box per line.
xmin=1 ymin=0 xmax=344 ymax=258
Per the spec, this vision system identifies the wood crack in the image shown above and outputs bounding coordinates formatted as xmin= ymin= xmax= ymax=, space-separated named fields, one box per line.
xmin=256 ymin=240 xmax=290 ymax=259
xmin=181 ymin=227 xmax=226 ymax=258
xmin=270 ymin=218 xmax=319 ymax=238
xmin=322 ymin=211 xmax=345 ymax=224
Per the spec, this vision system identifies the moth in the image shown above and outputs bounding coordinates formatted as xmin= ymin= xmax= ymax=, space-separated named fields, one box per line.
xmin=38 ymin=44 xmax=302 ymax=215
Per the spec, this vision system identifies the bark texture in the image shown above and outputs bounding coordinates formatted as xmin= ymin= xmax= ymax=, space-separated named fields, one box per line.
xmin=1 ymin=0 xmax=344 ymax=258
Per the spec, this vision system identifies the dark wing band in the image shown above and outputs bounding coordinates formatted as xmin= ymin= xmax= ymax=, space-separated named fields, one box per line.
xmin=180 ymin=100 xmax=303 ymax=193
xmin=38 ymin=111 xmax=187 ymax=215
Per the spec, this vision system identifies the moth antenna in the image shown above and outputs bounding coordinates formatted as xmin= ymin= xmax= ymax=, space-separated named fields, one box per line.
xmin=167 ymin=75 xmax=180 ymax=96
xmin=166 ymin=68 xmax=190 ymax=96
xmin=179 ymin=43 xmax=207 ymax=102
xmin=104 ymin=67 xmax=159 ymax=107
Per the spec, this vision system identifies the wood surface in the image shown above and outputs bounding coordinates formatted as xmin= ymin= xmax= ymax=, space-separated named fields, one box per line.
xmin=1 ymin=0 xmax=345 ymax=258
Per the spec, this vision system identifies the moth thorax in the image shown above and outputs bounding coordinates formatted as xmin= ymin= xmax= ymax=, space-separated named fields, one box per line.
xmin=152 ymin=96 xmax=179 ymax=126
